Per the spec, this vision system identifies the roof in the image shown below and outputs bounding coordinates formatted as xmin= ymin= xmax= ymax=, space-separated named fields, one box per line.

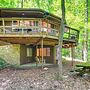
xmin=0 ymin=8 xmax=61 ymax=23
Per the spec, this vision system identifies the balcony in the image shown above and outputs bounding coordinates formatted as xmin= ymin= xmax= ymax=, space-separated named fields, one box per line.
xmin=0 ymin=18 xmax=79 ymax=46
xmin=0 ymin=18 xmax=59 ymax=38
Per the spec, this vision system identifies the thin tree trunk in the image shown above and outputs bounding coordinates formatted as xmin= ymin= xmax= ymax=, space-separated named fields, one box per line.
xmin=21 ymin=0 xmax=24 ymax=8
xmin=71 ymin=45 xmax=75 ymax=66
xmin=83 ymin=0 xmax=88 ymax=61
xmin=57 ymin=0 xmax=66 ymax=78
xmin=61 ymin=0 xmax=66 ymax=25
xmin=58 ymin=19 xmax=64 ymax=78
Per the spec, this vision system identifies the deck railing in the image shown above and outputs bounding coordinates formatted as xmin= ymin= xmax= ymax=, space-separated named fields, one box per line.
xmin=0 ymin=25 xmax=59 ymax=37
xmin=63 ymin=26 xmax=79 ymax=43
xmin=0 ymin=20 xmax=79 ymax=43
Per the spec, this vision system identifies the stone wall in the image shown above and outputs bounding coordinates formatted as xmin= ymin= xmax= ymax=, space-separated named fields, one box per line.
xmin=0 ymin=44 xmax=20 ymax=65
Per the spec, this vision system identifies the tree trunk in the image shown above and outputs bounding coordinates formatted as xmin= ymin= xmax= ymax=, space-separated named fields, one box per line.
xmin=21 ymin=0 xmax=24 ymax=8
xmin=61 ymin=0 xmax=66 ymax=25
xmin=57 ymin=0 xmax=66 ymax=78
xmin=83 ymin=0 xmax=88 ymax=61
xmin=58 ymin=19 xmax=64 ymax=78
xmin=71 ymin=45 xmax=75 ymax=66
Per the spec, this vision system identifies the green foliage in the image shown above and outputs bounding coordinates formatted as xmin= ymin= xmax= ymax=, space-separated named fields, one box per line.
xmin=76 ymin=62 xmax=90 ymax=68
xmin=62 ymin=48 xmax=69 ymax=57
xmin=0 ymin=57 xmax=8 ymax=69
xmin=0 ymin=0 xmax=18 ymax=8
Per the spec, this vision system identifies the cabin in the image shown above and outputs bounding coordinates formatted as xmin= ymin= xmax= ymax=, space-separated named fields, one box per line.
xmin=0 ymin=8 xmax=79 ymax=65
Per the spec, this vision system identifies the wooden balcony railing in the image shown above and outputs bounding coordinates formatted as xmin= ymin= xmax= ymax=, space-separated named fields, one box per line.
xmin=0 ymin=25 xmax=79 ymax=43
xmin=63 ymin=26 xmax=79 ymax=43
xmin=0 ymin=25 xmax=59 ymax=37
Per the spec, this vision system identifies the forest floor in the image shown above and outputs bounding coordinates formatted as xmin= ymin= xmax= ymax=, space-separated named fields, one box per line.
xmin=0 ymin=61 xmax=90 ymax=90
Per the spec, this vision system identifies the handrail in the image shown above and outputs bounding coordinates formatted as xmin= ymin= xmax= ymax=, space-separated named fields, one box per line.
xmin=0 ymin=25 xmax=79 ymax=43
xmin=0 ymin=25 xmax=59 ymax=37
xmin=0 ymin=18 xmax=79 ymax=44
xmin=63 ymin=26 xmax=79 ymax=43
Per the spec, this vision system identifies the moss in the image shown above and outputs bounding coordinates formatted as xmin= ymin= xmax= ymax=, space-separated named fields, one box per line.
xmin=0 ymin=57 xmax=9 ymax=69
xmin=76 ymin=62 xmax=90 ymax=68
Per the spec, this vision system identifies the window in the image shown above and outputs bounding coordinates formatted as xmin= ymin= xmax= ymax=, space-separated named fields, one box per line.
xmin=0 ymin=21 xmax=2 ymax=26
xmin=13 ymin=21 xmax=18 ymax=26
xmin=43 ymin=48 xmax=47 ymax=56
xmin=51 ymin=24 xmax=54 ymax=28
xmin=27 ymin=48 xmax=32 ymax=57
xmin=37 ymin=48 xmax=50 ymax=56
xmin=29 ymin=21 xmax=38 ymax=26
xmin=39 ymin=48 xmax=42 ymax=56
xmin=37 ymin=48 xmax=39 ymax=56
xmin=48 ymin=23 xmax=51 ymax=28
xmin=42 ymin=21 xmax=47 ymax=27
xmin=4 ymin=21 xmax=12 ymax=26
xmin=35 ymin=21 xmax=38 ymax=26
xmin=47 ymin=48 xmax=50 ymax=56
xmin=24 ymin=20 xmax=30 ymax=26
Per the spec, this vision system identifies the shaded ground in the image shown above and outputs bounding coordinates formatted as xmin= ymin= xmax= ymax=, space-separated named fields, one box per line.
xmin=0 ymin=61 xmax=90 ymax=90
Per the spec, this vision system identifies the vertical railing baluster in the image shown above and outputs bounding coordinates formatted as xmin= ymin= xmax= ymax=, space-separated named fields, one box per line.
xmin=12 ymin=20 xmax=13 ymax=33
xmin=22 ymin=19 xmax=24 ymax=34
xmin=2 ymin=18 xmax=5 ymax=34
xmin=68 ymin=28 xmax=70 ymax=39
xmin=39 ymin=19 xmax=42 ymax=35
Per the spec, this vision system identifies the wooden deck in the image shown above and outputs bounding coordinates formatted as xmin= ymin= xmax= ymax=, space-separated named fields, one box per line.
xmin=0 ymin=8 xmax=79 ymax=48
xmin=0 ymin=27 xmax=79 ymax=47
xmin=0 ymin=28 xmax=79 ymax=48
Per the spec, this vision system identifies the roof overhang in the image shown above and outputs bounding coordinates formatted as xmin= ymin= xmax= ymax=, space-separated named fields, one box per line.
xmin=0 ymin=8 xmax=61 ymax=23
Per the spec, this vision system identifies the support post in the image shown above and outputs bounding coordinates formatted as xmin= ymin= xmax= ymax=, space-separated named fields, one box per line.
xmin=41 ymin=37 xmax=44 ymax=68
xmin=71 ymin=44 xmax=74 ymax=66
xmin=12 ymin=20 xmax=13 ymax=32
xmin=2 ymin=18 xmax=5 ymax=34
xmin=53 ymin=46 xmax=56 ymax=64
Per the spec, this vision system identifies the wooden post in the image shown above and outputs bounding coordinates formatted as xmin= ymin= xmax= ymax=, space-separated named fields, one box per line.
xmin=41 ymin=37 xmax=44 ymax=68
xmin=71 ymin=44 xmax=74 ymax=66
xmin=39 ymin=19 xmax=42 ymax=34
xmin=12 ymin=20 xmax=13 ymax=32
xmin=22 ymin=20 xmax=24 ymax=34
xmin=2 ymin=18 xmax=5 ymax=34
xmin=53 ymin=46 xmax=56 ymax=64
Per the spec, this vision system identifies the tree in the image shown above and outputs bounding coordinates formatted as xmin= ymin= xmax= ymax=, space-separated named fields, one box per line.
xmin=57 ymin=0 xmax=66 ymax=78
xmin=21 ymin=0 xmax=24 ymax=8
xmin=83 ymin=0 xmax=88 ymax=61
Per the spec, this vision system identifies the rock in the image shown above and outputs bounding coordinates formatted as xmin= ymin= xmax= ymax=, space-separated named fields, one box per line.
xmin=43 ymin=67 xmax=48 ymax=70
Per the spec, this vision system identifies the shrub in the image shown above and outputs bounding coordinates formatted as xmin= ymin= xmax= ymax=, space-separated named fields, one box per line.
xmin=0 ymin=57 xmax=8 ymax=69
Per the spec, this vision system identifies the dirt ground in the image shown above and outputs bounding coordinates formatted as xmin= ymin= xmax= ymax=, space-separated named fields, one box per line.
xmin=0 ymin=61 xmax=90 ymax=90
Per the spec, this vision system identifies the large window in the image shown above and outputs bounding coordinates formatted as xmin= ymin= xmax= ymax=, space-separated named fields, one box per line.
xmin=27 ymin=48 xmax=32 ymax=57
xmin=37 ymin=48 xmax=50 ymax=56
xmin=14 ymin=20 xmax=39 ymax=27
xmin=42 ymin=21 xmax=47 ymax=27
